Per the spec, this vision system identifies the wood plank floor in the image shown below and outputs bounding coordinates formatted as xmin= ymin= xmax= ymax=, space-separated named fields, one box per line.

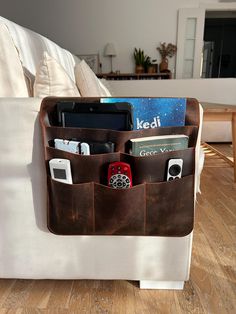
xmin=0 ymin=145 xmax=235 ymax=314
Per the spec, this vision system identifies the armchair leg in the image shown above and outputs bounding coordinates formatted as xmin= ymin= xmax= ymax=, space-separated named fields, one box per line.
xmin=139 ymin=280 xmax=184 ymax=290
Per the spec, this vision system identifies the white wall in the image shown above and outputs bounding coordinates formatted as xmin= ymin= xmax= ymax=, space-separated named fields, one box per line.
xmin=0 ymin=0 xmax=220 ymax=73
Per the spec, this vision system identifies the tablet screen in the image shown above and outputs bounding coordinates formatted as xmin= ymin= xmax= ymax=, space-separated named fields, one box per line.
xmin=62 ymin=112 xmax=128 ymax=130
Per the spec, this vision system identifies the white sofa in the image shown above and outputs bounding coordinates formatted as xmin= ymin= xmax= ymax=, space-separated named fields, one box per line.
xmin=0 ymin=16 xmax=202 ymax=289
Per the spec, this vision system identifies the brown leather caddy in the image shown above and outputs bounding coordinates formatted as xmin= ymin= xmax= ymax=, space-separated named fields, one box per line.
xmin=40 ymin=97 xmax=200 ymax=236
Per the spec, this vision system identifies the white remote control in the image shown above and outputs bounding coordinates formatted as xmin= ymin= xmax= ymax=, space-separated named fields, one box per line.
xmin=49 ymin=158 xmax=73 ymax=184
xmin=167 ymin=158 xmax=183 ymax=181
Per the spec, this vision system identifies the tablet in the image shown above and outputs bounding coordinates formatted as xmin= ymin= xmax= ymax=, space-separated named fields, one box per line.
xmin=56 ymin=101 xmax=133 ymax=131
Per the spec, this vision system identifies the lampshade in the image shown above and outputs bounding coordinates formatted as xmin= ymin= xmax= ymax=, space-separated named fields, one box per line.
xmin=104 ymin=43 xmax=116 ymax=56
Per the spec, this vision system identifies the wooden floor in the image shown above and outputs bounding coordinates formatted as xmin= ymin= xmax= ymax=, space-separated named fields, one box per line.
xmin=0 ymin=145 xmax=235 ymax=314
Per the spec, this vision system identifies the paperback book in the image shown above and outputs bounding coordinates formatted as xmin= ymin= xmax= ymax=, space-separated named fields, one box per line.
xmin=129 ymin=134 xmax=189 ymax=156
xmin=101 ymin=97 xmax=186 ymax=130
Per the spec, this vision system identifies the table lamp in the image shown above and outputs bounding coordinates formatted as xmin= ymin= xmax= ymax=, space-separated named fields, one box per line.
xmin=104 ymin=43 xmax=116 ymax=73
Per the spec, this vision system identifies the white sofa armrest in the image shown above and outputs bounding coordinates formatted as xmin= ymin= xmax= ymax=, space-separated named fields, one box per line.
xmin=0 ymin=97 xmax=193 ymax=283
xmin=0 ymin=97 xmax=47 ymax=232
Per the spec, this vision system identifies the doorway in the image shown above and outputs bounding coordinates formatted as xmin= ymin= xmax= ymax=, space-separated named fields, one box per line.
xmin=202 ymin=11 xmax=236 ymax=78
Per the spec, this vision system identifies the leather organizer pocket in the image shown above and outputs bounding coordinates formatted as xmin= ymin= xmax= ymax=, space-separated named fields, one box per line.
xmin=45 ymin=143 xmax=195 ymax=236
xmin=43 ymin=127 xmax=195 ymax=237
xmin=48 ymin=176 xmax=194 ymax=236
xmin=48 ymin=179 xmax=146 ymax=235
xmin=48 ymin=178 xmax=94 ymax=235
xmin=94 ymin=183 xmax=146 ymax=235
xmin=146 ymin=175 xmax=194 ymax=237
xmin=46 ymin=147 xmax=120 ymax=184
xmin=45 ymin=124 xmax=199 ymax=153
xmin=121 ymin=147 xmax=195 ymax=185
xmin=46 ymin=147 xmax=195 ymax=185
xmin=40 ymin=97 xmax=200 ymax=237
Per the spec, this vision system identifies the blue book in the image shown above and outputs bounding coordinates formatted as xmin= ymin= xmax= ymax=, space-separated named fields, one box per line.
xmin=101 ymin=97 xmax=186 ymax=130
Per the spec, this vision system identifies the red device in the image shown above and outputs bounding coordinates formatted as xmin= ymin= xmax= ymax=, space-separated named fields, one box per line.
xmin=108 ymin=162 xmax=132 ymax=189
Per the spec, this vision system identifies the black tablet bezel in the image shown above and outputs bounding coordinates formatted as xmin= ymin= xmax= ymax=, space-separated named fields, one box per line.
xmin=56 ymin=101 xmax=133 ymax=131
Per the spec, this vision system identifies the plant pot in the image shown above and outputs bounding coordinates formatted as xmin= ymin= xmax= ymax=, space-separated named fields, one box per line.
xmin=147 ymin=65 xmax=157 ymax=74
xmin=159 ymin=58 xmax=168 ymax=72
xmin=135 ymin=65 xmax=144 ymax=74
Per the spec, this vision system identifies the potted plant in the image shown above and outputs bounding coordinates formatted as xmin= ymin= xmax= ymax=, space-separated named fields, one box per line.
xmin=147 ymin=59 xmax=158 ymax=73
xmin=144 ymin=55 xmax=152 ymax=73
xmin=133 ymin=48 xmax=145 ymax=73
xmin=157 ymin=42 xmax=177 ymax=72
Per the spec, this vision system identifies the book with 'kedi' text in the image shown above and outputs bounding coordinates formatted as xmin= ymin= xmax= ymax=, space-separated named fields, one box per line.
xmin=101 ymin=97 xmax=186 ymax=130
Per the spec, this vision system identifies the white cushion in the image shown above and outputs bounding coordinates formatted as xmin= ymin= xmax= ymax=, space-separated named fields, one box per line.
xmin=34 ymin=52 xmax=80 ymax=98
xmin=99 ymin=79 xmax=113 ymax=97
xmin=75 ymin=60 xmax=112 ymax=97
xmin=0 ymin=23 xmax=28 ymax=97
xmin=0 ymin=16 xmax=78 ymax=82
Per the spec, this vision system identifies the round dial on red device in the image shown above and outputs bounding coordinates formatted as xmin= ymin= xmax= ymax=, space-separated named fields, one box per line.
xmin=109 ymin=174 xmax=131 ymax=189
